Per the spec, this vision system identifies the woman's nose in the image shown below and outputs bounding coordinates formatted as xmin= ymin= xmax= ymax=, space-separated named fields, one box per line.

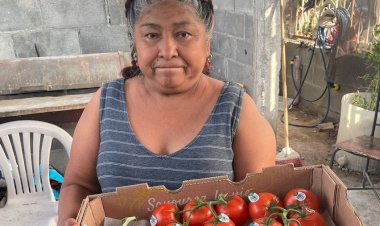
xmin=158 ymin=36 xmax=178 ymax=59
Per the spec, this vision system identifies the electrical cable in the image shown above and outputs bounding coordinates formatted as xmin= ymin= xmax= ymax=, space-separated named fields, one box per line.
xmin=280 ymin=5 xmax=350 ymax=128
xmin=281 ymin=36 xmax=331 ymax=128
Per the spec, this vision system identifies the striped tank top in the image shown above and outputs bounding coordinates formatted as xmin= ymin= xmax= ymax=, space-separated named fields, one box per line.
xmin=97 ymin=78 xmax=244 ymax=192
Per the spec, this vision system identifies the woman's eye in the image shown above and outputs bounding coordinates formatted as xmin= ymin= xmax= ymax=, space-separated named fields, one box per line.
xmin=177 ymin=32 xmax=191 ymax=39
xmin=145 ymin=33 xmax=158 ymax=39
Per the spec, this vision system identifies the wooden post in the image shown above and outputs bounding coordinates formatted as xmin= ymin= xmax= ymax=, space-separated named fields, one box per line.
xmin=351 ymin=0 xmax=355 ymax=27
xmin=280 ymin=0 xmax=289 ymax=149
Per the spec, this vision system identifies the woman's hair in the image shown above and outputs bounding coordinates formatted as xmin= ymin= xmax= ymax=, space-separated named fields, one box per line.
xmin=121 ymin=0 xmax=214 ymax=78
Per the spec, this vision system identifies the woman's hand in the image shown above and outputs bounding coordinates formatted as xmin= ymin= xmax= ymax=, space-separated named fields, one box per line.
xmin=63 ymin=218 xmax=80 ymax=226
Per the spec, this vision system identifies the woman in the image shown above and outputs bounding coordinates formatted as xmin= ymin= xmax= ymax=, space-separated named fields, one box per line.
xmin=58 ymin=0 xmax=276 ymax=225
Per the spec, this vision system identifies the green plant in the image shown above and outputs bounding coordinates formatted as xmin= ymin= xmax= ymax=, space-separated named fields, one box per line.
xmin=351 ymin=24 xmax=380 ymax=111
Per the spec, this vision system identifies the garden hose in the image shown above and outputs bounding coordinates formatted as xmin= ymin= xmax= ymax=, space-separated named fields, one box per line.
xmin=281 ymin=39 xmax=331 ymax=128
xmin=280 ymin=3 xmax=350 ymax=128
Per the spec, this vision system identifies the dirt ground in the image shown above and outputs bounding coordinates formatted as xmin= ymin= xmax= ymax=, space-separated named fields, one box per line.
xmin=276 ymin=104 xmax=380 ymax=226
xmin=276 ymin=105 xmax=337 ymax=166
xmin=276 ymin=104 xmax=374 ymax=185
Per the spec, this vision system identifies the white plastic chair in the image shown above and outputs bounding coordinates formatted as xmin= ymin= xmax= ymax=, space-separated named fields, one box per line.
xmin=0 ymin=120 xmax=72 ymax=226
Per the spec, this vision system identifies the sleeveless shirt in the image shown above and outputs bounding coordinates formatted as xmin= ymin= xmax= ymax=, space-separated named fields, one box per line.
xmin=97 ymin=78 xmax=244 ymax=192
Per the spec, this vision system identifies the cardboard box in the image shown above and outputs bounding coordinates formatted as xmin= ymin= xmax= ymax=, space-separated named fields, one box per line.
xmin=76 ymin=164 xmax=363 ymax=226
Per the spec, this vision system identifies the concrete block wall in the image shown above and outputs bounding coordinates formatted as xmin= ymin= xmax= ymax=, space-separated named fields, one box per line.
xmin=213 ymin=0 xmax=280 ymax=128
xmin=0 ymin=0 xmax=130 ymax=59
xmin=0 ymin=0 xmax=280 ymax=128
xmin=212 ymin=1 xmax=254 ymax=92
xmin=285 ymin=42 xmax=372 ymax=116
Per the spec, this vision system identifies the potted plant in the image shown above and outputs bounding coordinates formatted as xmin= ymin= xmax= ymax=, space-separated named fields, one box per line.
xmin=336 ymin=24 xmax=380 ymax=171
xmin=351 ymin=24 xmax=380 ymax=111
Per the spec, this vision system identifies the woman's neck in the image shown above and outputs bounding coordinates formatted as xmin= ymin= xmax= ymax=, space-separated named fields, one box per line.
xmin=139 ymin=74 xmax=208 ymax=101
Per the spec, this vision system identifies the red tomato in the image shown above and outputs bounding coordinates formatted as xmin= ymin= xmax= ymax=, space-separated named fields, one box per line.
xmin=284 ymin=188 xmax=319 ymax=212
xmin=289 ymin=208 xmax=326 ymax=226
xmin=252 ymin=217 xmax=283 ymax=226
xmin=182 ymin=200 xmax=214 ymax=226
xmin=150 ymin=203 xmax=178 ymax=226
xmin=203 ymin=214 xmax=236 ymax=226
xmin=165 ymin=223 xmax=182 ymax=226
xmin=215 ymin=195 xmax=249 ymax=226
xmin=248 ymin=192 xmax=283 ymax=221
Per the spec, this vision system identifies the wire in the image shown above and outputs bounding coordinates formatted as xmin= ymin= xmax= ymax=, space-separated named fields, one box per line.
xmin=280 ymin=5 xmax=350 ymax=128
xmin=281 ymin=36 xmax=331 ymax=128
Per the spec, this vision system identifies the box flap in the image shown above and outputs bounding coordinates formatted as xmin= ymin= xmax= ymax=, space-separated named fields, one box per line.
xmin=318 ymin=166 xmax=337 ymax=218
xmin=322 ymin=166 xmax=363 ymax=226
xmin=95 ymin=164 xmax=315 ymax=219
xmin=77 ymin=196 xmax=107 ymax=226
xmin=77 ymin=197 xmax=90 ymax=224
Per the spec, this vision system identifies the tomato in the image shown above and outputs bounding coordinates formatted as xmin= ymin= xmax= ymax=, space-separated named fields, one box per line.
xmin=288 ymin=208 xmax=326 ymax=226
xmin=165 ymin=223 xmax=182 ymax=226
xmin=204 ymin=214 xmax=236 ymax=226
xmin=182 ymin=200 xmax=214 ymax=226
xmin=248 ymin=192 xmax=283 ymax=221
xmin=150 ymin=203 xmax=178 ymax=226
xmin=215 ymin=195 xmax=249 ymax=226
xmin=284 ymin=188 xmax=319 ymax=212
xmin=251 ymin=217 xmax=283 ymax=226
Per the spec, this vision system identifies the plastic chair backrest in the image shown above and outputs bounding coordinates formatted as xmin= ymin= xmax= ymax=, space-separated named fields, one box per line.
xmin=0 ymin=120 xmax=72 ymax=204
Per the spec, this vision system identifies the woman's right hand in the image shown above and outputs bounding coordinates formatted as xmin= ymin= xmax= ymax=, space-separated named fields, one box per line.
xmin=63 ymin=218 xmax=80 ymax=226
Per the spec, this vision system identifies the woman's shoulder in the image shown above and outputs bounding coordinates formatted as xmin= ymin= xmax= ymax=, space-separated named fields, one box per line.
xmin=101 ymin=77 xmax=125 ymax=89
xmin=217 ymin=80 xmax=244 ymax=100
xmin=99 ymin=77 xmax=126 ymax=100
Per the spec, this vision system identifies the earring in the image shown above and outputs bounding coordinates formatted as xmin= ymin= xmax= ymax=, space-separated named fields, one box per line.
xmin=204 ymin=54 xmax=212 ymax=69
xmin=132 ymin=52 xmax=138 ymax=67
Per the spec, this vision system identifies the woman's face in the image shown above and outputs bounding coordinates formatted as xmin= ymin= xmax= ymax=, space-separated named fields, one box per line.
xmin=134 ymin=0 xmax=211 ymax=93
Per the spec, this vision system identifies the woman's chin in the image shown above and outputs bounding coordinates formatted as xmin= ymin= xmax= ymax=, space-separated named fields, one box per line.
xmin=154 ymin=70 xmax=187 ymax=87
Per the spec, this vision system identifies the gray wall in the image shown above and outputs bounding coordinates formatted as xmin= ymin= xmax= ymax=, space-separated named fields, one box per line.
xmin=0 ymin=0 xmax=130 ymax=59
xmin=285 ymin=42 xmax=372 ymax=116
xmin=0 ymin=0 xmax=280 ymax=129
xmin=212 ymin=1 xmax=280 ymax=129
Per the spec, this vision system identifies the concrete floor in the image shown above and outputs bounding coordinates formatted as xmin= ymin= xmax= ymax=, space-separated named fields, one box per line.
xmin=348 ymin=190 xmax=380 ymax=226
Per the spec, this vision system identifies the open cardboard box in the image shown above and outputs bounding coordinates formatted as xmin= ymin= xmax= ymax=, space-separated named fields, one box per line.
xmin=77 ymin=164 xmax=363 ymax=226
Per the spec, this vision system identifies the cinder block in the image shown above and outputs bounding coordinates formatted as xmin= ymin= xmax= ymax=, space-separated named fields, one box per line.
xmin=12 ymin=29 xmax=81 ymax=58
xmin=210 ymin=53 xmax=226 ymax=78
xmin=236 ymin=40 xmax=253 ymax=65
xmin=235 ymin=0 xmax=254 ymax=13
xmin=212 ymin=33 xmax=237 ymax=59
xmin=226 ymin=59 xmax=253 ymax=94
xmin=79 ymin=25 xmax=130 ymax=54
xmin=0 ymin=0 xmax=41 ymax=31
xmin=40 ymin=0 xmax=106 ymax=28
xmin=108 ymin=0 xmax=128 ymax=25
xmin=214 ymin=11 xmax=244 ymax=38
xmin=244 ymin=15 xmax=254 ymax=39
xmin=0 ymin=34 xmax=15 ymax=59
xmin=211 ymin=35 xmax=219 ymax=52
xmin=214 ymin=1 xmax=234 ymax=11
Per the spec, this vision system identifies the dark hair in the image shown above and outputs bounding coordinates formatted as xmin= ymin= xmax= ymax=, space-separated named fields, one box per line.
xmin=121 ymin=0 xmax=214 ymax=78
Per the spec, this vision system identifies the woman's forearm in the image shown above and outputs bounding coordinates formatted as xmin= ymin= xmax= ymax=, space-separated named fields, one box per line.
xmin=57 ymin=184 xmax=96 ymax=226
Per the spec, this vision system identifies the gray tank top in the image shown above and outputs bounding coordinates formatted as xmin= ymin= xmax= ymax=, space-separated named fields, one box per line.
xmin=97 ymin=78 xmax=243 ymax=192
